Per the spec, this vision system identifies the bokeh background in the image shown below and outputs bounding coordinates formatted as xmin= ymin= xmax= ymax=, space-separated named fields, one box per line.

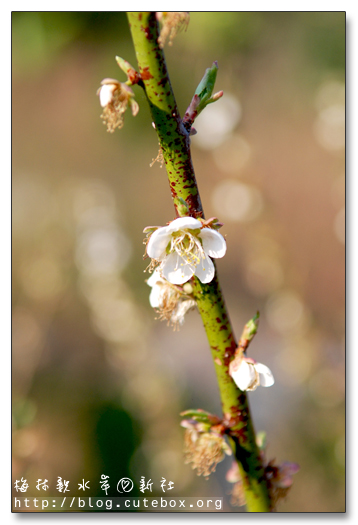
xmin=12 ymin=12 xmax=345 ymax=512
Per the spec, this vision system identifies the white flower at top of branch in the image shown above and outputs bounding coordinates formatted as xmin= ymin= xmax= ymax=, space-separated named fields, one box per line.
xmin=145 ymin=217 xmax=226 ymax=285
xmin=229 ymin=355 xmax=274 ymax=392
xmin=97 ymin=78 xmax=139 ymax=133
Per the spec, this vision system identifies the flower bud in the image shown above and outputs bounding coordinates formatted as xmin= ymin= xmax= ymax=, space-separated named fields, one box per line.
xmin=241 ymin=312 xmax=259 ymax=342
xmin=229 ymin=355 xmax=274 ymax=392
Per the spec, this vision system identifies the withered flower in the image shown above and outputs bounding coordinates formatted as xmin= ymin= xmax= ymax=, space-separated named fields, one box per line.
xmin=97 ymin=78 xmax=139 ymax=132
xmin=156 ymin=12 xmax=190 ymax=48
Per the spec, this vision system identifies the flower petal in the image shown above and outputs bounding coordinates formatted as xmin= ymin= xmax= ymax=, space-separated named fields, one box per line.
xmin=171 ymin=299 xmax=196 ymax=325
xmin=231 ymin=360 xmax=257 ymax=391
xmin=146 ymin=269 xmax=164 ymax=288
xmin=129 ymin=98 xmax=139 ymax=117
xmin=165 ymin=217 xmax=202 ymax=233
xmin=255 ymin=363 xmax=275 ymax=387
xmin=99 ymin=84 xmax=116 ymax=107
xmin=199 ymin=228 xmax=227 ymax=258
xmin=149 ymin=285 xmax=163 ymax=308
xmin=162 ymin=251 xmax=195 ymax=284
xmin=194 ymin=253 xmax=215 ymax=284
xmin=146 ymin=227 xmax=171 ymax=259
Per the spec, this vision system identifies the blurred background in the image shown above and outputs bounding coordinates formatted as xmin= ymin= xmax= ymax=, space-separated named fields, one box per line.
xmin=12 ymin=12 xmax=345 ymax=512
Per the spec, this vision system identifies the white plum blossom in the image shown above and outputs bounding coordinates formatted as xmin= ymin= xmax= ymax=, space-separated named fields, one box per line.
xmin=147 ymin=269 xmax=196 ymax=328
xmin=229 ymin=356 xmax=274 ymax=392
xmin=146 ymin=217 xmax=226 ymax=285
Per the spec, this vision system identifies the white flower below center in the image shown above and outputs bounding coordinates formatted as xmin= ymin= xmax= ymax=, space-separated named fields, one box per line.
xmin=147 ymin=269 xmax=196 ymax=328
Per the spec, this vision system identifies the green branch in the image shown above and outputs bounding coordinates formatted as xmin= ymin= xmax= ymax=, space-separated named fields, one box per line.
xmin=127 ymin=11 xmax=271 ymax=512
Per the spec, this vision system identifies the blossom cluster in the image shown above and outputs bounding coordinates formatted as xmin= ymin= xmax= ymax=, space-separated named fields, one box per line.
xmin=144 ymin=216 xmax=225 ymax=327
xmin=144 ymin=217 xmax=275 ymax=392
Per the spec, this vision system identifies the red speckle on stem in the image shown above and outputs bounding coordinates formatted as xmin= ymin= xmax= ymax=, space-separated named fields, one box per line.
xmin=158 ymin=77 xmax=168 ymax=87
xmin=141 ymin=67 xmax=154 ymax=80
xmin=140 ymin=25 xmax=151 ymax=39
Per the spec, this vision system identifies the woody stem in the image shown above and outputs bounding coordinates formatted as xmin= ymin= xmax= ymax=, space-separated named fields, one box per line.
xmin=127 ymin=11 xmax=271 ymax=512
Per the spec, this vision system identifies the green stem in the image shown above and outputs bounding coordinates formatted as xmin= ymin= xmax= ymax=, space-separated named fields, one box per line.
xmin=127 ymin=11 xmax=271 ymax=512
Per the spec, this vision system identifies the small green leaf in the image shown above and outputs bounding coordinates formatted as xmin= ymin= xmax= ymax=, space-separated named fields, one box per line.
xmin=195 ymin=61 xmax=218 ymax=102
xmin=194 ymin=61 xmax=223 ymax=115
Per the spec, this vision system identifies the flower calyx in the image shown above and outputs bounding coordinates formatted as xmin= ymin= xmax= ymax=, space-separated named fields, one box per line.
xmin=156 ymin=12 xmax=190 ymax=49
xmin=97 ymin=78 xmax=139 ymax=132
xmin=200 ymin=216 xmax=224 ymax=231
xmin=144 ymin=216 xmax=227 ymax=285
